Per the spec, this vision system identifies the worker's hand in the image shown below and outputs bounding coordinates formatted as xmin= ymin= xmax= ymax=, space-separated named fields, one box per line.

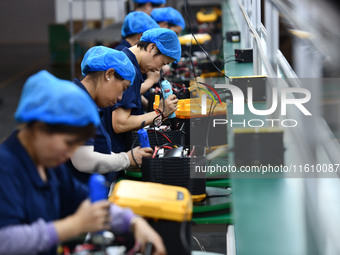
xmin=146 ymin=71 xmax=161 ymax=85
xmin=132 ymin=217 xmax=167 ymax=255
xmin=161 ymin=65 xmax=171 ymax=76
xmin=141 ymin=71 xmax=160 ymax=94
xmin=160 ymin=94 xmax=178 ymax=117
xmin=72 ymin=199 xmax=110 ymax=233
xmin=127 ymin=146 xmax=153 ymax=167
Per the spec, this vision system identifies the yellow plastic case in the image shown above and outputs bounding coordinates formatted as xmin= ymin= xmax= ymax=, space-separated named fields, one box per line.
xmin=153 ymin=80 xmax=227 ymax=119
xmin=109 ymin=180 xmax=192 ymax=222
xmin=196 ymin=7 xmax=221 ymax=23
xmin=178 ymin=33 xmax=212 ymax=45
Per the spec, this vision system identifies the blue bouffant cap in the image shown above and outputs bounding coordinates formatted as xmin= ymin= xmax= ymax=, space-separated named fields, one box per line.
xmin=15 ymin=70 xmax=100 ymax=127
xmin=151 ymin=7 xmax=186 ymax=30
xmin=133 ymin=0 xmax=166 ymax=4
xmin=140 ymin=28 xmax=181 ymax=63
xmin=81 ymin=46 xmax=136 ymax=83
xmin=121 ymin=11 xmax=160 ymax=38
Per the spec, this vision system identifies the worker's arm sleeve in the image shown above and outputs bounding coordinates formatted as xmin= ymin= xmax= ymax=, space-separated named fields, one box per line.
xmin=71 ymin=145 xmax=130 ymax=174
xmin=110 ymin=204 xmax=135 ymax=234
xmin=0 ymin=219 xmax=58 ymax=255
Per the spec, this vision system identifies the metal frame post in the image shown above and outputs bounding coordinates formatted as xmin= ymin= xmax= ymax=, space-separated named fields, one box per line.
xmin=265 ymin=0 xmax=279 ymax=73
xmin=69 ymin=0 xmax=75 ymax=78
xmin=243 ymin=0 xmax=252 ymax=49
xmin=252 ymin=0 xmax=262 ymax=75
xmin=82 ymin=0 xmax=88 ymax=30
xmin=100 ymin=0 xmax=105 ymax=29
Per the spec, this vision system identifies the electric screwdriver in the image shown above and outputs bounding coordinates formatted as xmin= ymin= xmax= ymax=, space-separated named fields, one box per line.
xmin=137 ymin=128 xmax=150 ymax=148
xmin=89 ymin=173 xmax=108 ymax=202
xmin=161 ymin=79 xmax=179 ymax=130
xmin=160 ymin=80 xmax=176 ymax=119
xmin=88 ymin=174 xmax=111 ymax=246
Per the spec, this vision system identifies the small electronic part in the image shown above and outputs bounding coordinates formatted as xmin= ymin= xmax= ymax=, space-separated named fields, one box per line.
xmin=226 ymin=31 xmax=241 ymax=42
xmin=158 ymin=148 xmax=164 ymax=158
xmin=235 ymin=48 xmax=253 ymax=63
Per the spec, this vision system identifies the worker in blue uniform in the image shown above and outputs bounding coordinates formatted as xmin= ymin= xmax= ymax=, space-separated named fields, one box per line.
xmin=115 ymin=11 xmax=159 ymax=51
xmin=115 ymin=11 xmax=160 ymax=115
xmin=69 ymin=46 xmax=153 ymax=184
xmin=0 ymin=70 xmax=165 ymax=255
xmin=133 ymin=0 xmax=166 ymax=15
xmin=151 ymin=7 xmax=186 ymax=35
xmin=101 ymin=28 xmax=181 ymax=153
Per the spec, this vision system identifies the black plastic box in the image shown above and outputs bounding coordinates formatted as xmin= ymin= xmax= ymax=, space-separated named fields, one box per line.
xmin=126 ymin=123 xmax=185 ymax=149
xmin=141 ymin=147 xmax=206 ymax=196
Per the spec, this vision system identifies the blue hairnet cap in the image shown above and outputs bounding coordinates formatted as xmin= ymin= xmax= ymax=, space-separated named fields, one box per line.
xmin=15 ymin=70 xmax=100 ymax=127
xmin=133 ymin=0 xmax=166 ymax=4
xmin=151 ymin=7 xmax=186 ymax=30
xmin=81 ymin=46 xmax=136 ymax=83
xmin=121 ymin=11 xmax=160 ymax=38
xmin=140 ymin=28 xmax=181 ymax=63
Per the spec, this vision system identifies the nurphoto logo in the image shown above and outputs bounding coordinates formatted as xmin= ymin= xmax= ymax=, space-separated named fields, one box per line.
xmin=200 ymin=83 xmax=312 ymax=128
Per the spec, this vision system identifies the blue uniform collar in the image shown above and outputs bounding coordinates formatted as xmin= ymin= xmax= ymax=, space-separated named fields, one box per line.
xmin=73 ymin=78 xmax=99 ymax=109
xmin=120 ymin=39 xmax=132 ymax=48
xmin=122 ymin=48 xmax=144 ymax=83
xmin=5 ymin=130 xmax=59 ymax=189
xmin=73 ymin=78 xmax=92 ymax=97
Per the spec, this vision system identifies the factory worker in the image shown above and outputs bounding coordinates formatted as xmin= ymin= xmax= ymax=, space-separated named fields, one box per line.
xmin=0 ymin=70 xmax=165 ymax=255
xmin=101 ymin=28 xmax=180 ymax=153
xmin=151 ymin=7 xmax=186 ymax=35
xmin=69 ymin=46 xmax=153 ymax=184
xmin=115 ymin=11 xmax=160 ymax=51
xmin=133 ymin=0 xmax=166 ymax=15
xmin=115 ymin=11 xmax=160 ymax=115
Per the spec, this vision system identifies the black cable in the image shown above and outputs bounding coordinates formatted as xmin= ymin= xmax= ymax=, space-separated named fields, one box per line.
xmin=205 ymin=99 xmax=217 ymax=152
xmin=184 ymin=0 xmax=230 ymax=80
xmin=151 ymin=111 xmax=161 ymax=145
xmin=224 ymin=59 xmax=237 ymax=64
xmin=130 ymin=136 xmax=139 ymax=167
xmin=158 ymin=79 xmax=166 ymax=118
xmin=205 ymin=194 xmax=232 ymax=198
xmin=153 ymin=126 xmax=160 ymax=145
xmin=224 ymin=54 xmax=235 ymax=61
xmin=130 ymin=121 xmax=147 ymax=168
xmin=180 ymin=220 xmax=191 ymax=254
xmin=189 ymin=38 xmax=197 ymax=78
xmin=148 ymin=129 xmax=172 ymax=146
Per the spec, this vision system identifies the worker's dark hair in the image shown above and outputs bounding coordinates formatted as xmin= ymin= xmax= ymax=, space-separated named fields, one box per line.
xmin=82 ymin=70 xmax=124 ymax=81
xmin=136 ymin=41 xmax=162 ymax=56
xmin=135 ymin=3 xmax=162 ymax=8
xmin=26 ymin=122 xmax=96 ymax=143
xmin=113 ymin=71 xmax=124 ymax=81
xmin=123 ymin=33 xmax=139 ymax=40
xmin=157 ymin=21 xmax=178 ymax=29
xmin=167 ymin=23 xmax=177 ymax=29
